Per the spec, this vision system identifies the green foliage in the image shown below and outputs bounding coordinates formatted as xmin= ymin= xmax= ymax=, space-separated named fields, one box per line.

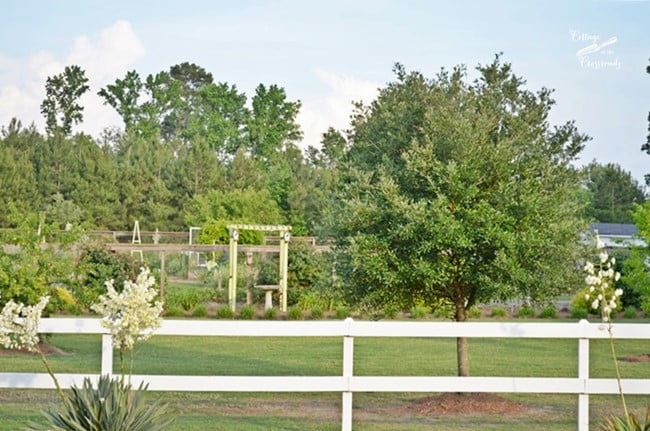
xmin=263 ymin=308 xmax=278 ymax=320
xmin=332 ymin=58 xmax=588 ymax=335
xmin=309 ymin=306 xmax=324 ymax=319
xmin=431 ymin=299 xmax=454 ymax=319
xmin=75 ymin=245 xmax=140 ymax=308
xmin=601 ymin=407 xmax=650 ymax=431
xmin=539 ymin=305 xmax=557 ymax=319
xmin=583 ymin=162 xmax=646 ymax=224
xmin=623 ymin=306 xmax=638 ymax=319
xmin=468 ymin=306 xmax=482 ymax=319
xmin=410 ymin=304 xmax=431 ymax=319
xmin=572 ymin=285 xmax=622 ymax=316
xmin=0 ymin=61 xmax=327 ymax=234
xmin=571 ymin=306 xmax=589 ymax=319
xmin=287 ymin=241 xmax=330 ymax=306
xmin=35 ymin=375 xmax=172 ymax=431
xmin=296 ymin=290 xmax=330 ymax=311
xmin=381 ymin=304 xmax=400 ymax=319
xmin=164 ymin=305 xmax=184 ymax=317
xmin=192 ymin=304 xmax=208 ymax=318
xmin=0 ymin=216 xmax=77 ymax=312
xmin=198 ymin=218 xmax=263 ymax=245
xmin=490 ymin=307 xmax=507 ymax=318
xmin=334 ymin=306 xmax=350 ymax=320
xmin=165 ymin=289 xmax=208 ymax=312
xmin=216 ymin=306 xmax=235 ymax=319
xmin=188 ymin=188 xmax=282 ymax=234
xmin=623 ymin=245 xmax=650 ymax=314
xmin=40 ymin=65 xmax=90 ymax=136
xmin=98 ymin=70 xmax=144 ymax=131
xmin=247 ymin=84 xmax=302 ymax=161
xmin=238 ymin=305 xmax=255 ymax=320
xmin=51 ymin=286 xmax=82 ymax=315
xmin=517 ymin=305 xmax=535 ymax=318
xmin=287 ymin=306 xmax=304 ymax=320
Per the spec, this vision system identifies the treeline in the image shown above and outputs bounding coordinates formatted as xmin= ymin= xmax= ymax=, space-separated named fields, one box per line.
xmin=0 ymin=62 xmax=345 ymax=235
xmin=0 ymin=61 xmax=646 ymax=237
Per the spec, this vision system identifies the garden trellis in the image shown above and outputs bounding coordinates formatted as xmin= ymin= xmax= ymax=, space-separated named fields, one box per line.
xmin=226 ymin=224 xmax=291 ymax=312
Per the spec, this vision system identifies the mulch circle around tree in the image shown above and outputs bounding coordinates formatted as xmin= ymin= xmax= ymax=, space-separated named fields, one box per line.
xmin=406 ymin=393 xmax=529 ymax=416
xmin=621 ymin=354 xmax=650 ymax=363
xmin=0 ymin=342 xmax=68 ymax=356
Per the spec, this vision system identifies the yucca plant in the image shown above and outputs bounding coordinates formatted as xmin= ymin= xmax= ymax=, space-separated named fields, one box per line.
xmin=33 ymin=375 xmax=173 ymax=431
xmin=601 ymin=408 xmax=650 ymax=431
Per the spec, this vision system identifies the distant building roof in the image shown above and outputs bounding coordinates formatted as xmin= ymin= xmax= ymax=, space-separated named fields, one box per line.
xmin=589 ymin=223 xmax=643 ymax=248
xmin=590 ymin=223 xmax=638 ymax=237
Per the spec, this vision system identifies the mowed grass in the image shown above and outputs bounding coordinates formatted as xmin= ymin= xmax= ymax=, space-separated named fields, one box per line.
xmin=0 ymin=326 xmax=649 ymax=429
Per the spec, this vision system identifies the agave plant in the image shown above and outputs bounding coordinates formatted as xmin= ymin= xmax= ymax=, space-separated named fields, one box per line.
xmin=601 ymin=408 xmax=650 ymax=430
xmin=32 ymin=375 xmax=173 ymax=431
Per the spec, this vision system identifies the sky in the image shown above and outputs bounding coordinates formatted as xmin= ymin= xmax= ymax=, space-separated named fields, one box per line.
xmin=0 ymin=0 xmax=648 ymax=184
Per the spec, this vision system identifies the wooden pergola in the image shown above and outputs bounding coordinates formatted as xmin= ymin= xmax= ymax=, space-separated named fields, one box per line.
xmin=227 ymin=224 xmax=291 ymax=312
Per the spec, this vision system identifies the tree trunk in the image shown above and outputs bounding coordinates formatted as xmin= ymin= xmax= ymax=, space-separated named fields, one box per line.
xmin=455 ymin=303 xmax=470 ymax=377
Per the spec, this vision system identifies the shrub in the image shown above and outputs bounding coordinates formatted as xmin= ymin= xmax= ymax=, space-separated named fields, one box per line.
xmin=490 ymin=307 xmax=507 ymax=318
xmin=199 ymin=218 xmax=264 ymax=245
xmin=216 ymin=306 xmax=235 ymax=319
xmin=468 ymin=306 xmax=482 ymax=319
xmin=570 ymin=306 xmax=589 ymax=319
xmin=432 ymin=299 xmax=454 ymax=319
xmin=40 ymin=375 xmax=173 ymax=431
xmin=335 ymin=306 xmax=350 ymax=320
xmin=192 ymin=304 xmax=208 ymax=318
xmin=75 ymin=245 xmax=140 ymax=308
xmin=167 ymin=289 xmax=207 ymax=312
xmin=517 ymin=305 xmax=535 ymax=318
xmin=410 ymin=304 xmax=431 ymax=319
xmin=287 ymin=242 xmax=331 ymax=306
xmin=382 ymin=304 xmax=399 ymax=319
xmin=165 ymin=306 xmax=185 ymax=317
xmin=310 ymin=306 xmax=324 ymax=319
xmin=288 ymin=307 xmax=304 ymax=320
xmin=623 ymin=306 xmax=638 ymax=319
xmin=264 ymin=308 xmax=278 ymax=320
xmin=238 ymin=305 xmax=255 ymax=320
xmin=296 ymin=290 xmax=330 ymax=311
xmin=572 ymin=286 xmax=621 ymax=316
xmin=539 ymin=305 xmax=557 ymax=319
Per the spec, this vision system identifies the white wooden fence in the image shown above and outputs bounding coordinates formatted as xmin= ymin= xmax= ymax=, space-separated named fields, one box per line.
xmin=1 ymin=318 xmax=649 ymax=431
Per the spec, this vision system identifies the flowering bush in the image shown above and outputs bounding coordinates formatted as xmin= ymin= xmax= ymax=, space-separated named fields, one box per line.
xmin=0 ymin=295 xmax=49 ymax=351
xmin=91 ymin=267 xmax=163 ymax=353
xmin=583 ymin=235 xmax=623 ymax=322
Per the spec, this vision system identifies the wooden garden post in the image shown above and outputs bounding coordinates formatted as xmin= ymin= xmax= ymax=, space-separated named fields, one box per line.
xmin=279 ymin=231 xmax=290 ymax=312
xmin=228 ymin=229 xmax=239 ymax=312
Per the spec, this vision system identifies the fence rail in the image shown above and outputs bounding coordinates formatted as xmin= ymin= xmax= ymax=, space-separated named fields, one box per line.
xmin=1 ymin=318 xmax=649 ymax=431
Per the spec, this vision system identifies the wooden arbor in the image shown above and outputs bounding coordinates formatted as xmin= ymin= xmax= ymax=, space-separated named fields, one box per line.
xmin=227 ymin=224 xmax=291 ymax=312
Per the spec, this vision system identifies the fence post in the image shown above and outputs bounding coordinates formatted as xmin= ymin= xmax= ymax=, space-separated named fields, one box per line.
xmin=578 ymin=319 xmax=589 ymax=431
xmin=101 ymin=334 xmax=113 ymax=376
xmin=342 ymin=318 xmax=354 ymax=431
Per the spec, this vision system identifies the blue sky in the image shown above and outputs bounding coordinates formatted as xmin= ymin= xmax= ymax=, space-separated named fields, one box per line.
xmin=1 ymin=0 xmax=648 ymax=183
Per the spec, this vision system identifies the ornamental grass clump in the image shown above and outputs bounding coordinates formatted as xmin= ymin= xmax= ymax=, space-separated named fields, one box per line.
xmin=35 ymin=376 xmax=173 ymax=431
xmin=584 ymin=234 xmax=650 ymax=430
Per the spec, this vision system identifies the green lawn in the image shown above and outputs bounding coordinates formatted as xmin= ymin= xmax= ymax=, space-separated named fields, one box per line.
xmin=0 ymin=328 xmax=649 ymax=429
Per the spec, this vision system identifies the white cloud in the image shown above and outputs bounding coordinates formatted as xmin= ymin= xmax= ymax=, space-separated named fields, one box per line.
xmin=297 ymin=69 xmax=381 ymax=150
xmin=0 ymin=20 xmax=145 ymax=136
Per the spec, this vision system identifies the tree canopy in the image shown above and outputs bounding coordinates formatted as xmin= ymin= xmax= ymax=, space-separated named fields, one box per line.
xmin=330 ymin=59 xmax=589 ymax=376
xmin=583 ymin=161 xmax=646 ymax=223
